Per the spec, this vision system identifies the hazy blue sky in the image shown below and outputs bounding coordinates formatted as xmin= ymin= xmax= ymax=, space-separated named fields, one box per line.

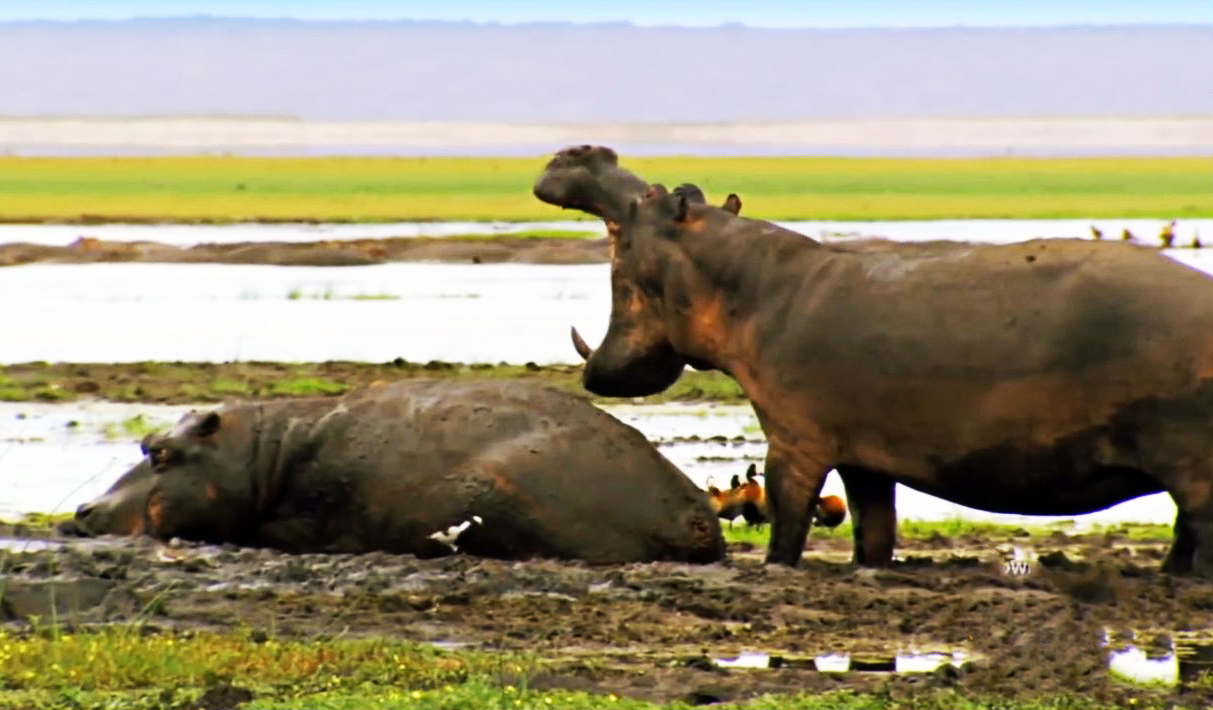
xmin=2 ymin=0 xmax=1210 ymax=26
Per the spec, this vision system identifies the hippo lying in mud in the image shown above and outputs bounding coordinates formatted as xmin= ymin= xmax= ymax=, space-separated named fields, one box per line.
xmin=64 ymin=379 xmax=725 ymax=564
xmin=535 ymin=144 xmax=1213 ymax=577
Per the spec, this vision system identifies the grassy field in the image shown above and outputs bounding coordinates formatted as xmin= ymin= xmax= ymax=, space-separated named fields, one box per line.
xmin=0 ymin=627 xmax=1190 ymax=710
xmin=0 ymin=156 xmax=1208 ymax=223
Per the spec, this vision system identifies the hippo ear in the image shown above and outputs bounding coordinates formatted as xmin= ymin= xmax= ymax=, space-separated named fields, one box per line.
xmin=195 ymin=411 xmax=222 ymax=438
xmin=673 ymin=183 xmax=706 ymax=205
xmin=746 ymin=463 xmax=757 ymax=477
xmin=722 ymin=193 xmax=742 ymax=215
xmin=674 ymin=192 xmax=690 ymax=222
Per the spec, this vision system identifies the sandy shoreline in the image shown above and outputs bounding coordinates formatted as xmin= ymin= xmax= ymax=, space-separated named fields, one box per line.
xmin=3 ymin=117 xmax=1211 ymax=154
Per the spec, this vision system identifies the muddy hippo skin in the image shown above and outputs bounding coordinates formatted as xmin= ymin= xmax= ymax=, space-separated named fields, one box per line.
xmin=534 ymin=144 xmax=1213 ymax=577
xmin=67 ymin=379 xmax=726 ymax=564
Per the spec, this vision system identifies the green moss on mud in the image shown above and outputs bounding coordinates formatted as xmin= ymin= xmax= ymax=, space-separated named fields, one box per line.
xmin=0 ymin=629 xmax=1189 ymax=710
xmin=0 ymin=361 xmax=747 ymax=406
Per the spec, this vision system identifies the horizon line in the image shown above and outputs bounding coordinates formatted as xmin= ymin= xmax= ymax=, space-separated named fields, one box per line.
xmin=1 ymin=16 xmax=1211 ymax=30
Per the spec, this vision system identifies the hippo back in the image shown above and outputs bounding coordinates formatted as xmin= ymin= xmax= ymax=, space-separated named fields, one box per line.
xmin=254 ymin=379 xmax=725 ymax=564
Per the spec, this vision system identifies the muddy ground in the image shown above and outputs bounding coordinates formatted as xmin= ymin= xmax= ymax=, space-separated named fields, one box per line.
xmin=0 ymin=233 xmax=1189 ymax=269
xmin=0 ymin=235 xmax=610 ymax=267
xmin=0 ymin=361 xmax=746 ymax=406
xmin=3 ymin=525 xmax=1211 ymax=706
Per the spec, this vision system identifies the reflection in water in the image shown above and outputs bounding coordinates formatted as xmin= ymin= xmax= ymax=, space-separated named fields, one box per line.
xmin=1105 ymin=629 xmax=1213 ymax=687
xmin=714 ymin=649 xmax=970 ymax=673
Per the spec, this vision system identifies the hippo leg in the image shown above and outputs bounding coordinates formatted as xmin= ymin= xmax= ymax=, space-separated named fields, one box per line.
xmin=1187 ymin=512 xmax=1213 ymax=579
xmin=1162 ymin=472 xmax=1213 ymax=577
xmin=1162 ymin=510 xmax=1196 ymax=575
xmin=763 ymin=451 xmax=829 ymax=567
xmin=837 ymin=467 xmax=897 ymax=567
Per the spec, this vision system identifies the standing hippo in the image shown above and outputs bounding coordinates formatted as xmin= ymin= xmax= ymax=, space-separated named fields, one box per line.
xmin=66 ymin=379 xmax=725 ymax=564
xmin=534 ymin=144 xmax=1213 ymax=577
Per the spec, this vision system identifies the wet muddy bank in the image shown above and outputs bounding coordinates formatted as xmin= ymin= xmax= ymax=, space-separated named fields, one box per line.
xmin=0 ymin=360 xmax=745 ymax=406
xmin=1 ymin=524 xmax=1210 ymax=706
xmin=0 ymin=235 xmax=609 ymax=268
xmin=3 ymin=231 xmax=1206 ymax=269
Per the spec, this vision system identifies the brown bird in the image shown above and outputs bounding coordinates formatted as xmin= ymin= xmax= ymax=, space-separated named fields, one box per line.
xmin=1122 ymin=228 xmax=1135 ymax=242
xmin=706 ymin=475 xmax=744 ymax=526
xmin=1089 ymin=225 xmax=1103 ymax=240
xmin=814 ymin=495 xmax=848 ymax=528
xmin=1160 ymin=220 xmax=1176 ymax=249
xmin=739 ymin=464 xmax=768 ymax=527
xmin=733 ymin=464 xmax=850 ymax=529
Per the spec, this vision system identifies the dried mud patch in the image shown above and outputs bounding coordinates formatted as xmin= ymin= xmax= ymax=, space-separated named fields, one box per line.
xmin=1 ymin=530 xmax=1209 ymax=706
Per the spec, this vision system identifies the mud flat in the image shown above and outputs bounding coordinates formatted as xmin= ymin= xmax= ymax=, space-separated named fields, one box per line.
xmin=0 ymin=235 xmax=609 ymax=268
xmin=0 ymin=360 xmax=744 ymax=406
xmin=1 ymin=523 xmax=1211 ymax=707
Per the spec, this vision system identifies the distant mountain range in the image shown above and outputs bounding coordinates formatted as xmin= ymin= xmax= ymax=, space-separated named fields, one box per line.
xmin=1 ymin=19 xmax=1210 ymax=122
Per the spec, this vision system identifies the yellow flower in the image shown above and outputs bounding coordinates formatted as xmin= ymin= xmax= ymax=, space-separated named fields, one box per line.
xmin=411 ymin=690 xmax=422 ymax=699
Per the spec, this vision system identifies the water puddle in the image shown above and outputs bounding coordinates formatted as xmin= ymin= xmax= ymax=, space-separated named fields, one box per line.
xmin=714 ymin=649 xmax=971 ymax=673
xmin=1105 ymin=629 xmax=1213 ymax=687
xmin=0 ymin=537 xmax=65 ymax=553
xmin=429 ymin=640 xmax=476 ymax=651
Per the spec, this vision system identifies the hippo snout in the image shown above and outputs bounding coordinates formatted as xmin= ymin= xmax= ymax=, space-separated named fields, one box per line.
xmin=56 ymin=503 xmax=97 ymax=537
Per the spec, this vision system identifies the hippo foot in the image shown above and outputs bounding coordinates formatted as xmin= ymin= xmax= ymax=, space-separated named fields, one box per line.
xmin=1189 ymin=520 xmax=1213 ymax=579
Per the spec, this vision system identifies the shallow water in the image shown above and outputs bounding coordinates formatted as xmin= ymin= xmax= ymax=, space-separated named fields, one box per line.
xmin=0 ymin=400 xmax=1177 ymax=526
xmin=0 ymin=261 xmax=610 ymax=364
xmin=4 ymin=217 xmax=1209 ymax=248
xmin=3 ymin=249 xmax=1213 ymax=365
xmin=714 ymin=649 xmax=971 ymax=673
xmin=1105 ymin=630 xmax=1213 ymax=687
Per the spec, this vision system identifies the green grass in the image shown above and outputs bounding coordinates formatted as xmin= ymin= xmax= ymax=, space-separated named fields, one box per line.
xmin=0 ymin=361 xmax=749 ymax=406
xmin=0 ymin=156 xmax=1207 ymax=222
xmin=101 ymin=414 xmax=165 ymax=441
xmin=0 ymin=629 xmax=1183 ymax=710
xmin=347 ymin=293 xmax=403 ymax=300
xmin=211 ymin=377 xmax=254 ymax=396
xmin=268 ymin=377 xmax=349 ymax=397
xmin=286 ymin=288 xmax=401 ymax=300
xmin=720 ymin=518 xmax=1175 ymax=547
xmin=6 ymin=512 xmax=75 ymax=527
